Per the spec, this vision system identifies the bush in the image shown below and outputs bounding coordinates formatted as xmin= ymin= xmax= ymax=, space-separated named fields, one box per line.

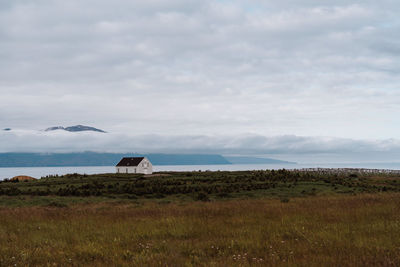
xmin=195 ymin=192 xmax=210 ymax=202
xmin=47 ymin=201 xmax=68 ymax=208
xmin=280 ymin=198 xmax=290 ymax=203
xmin=154 ymin=193 xmax=166 ymax=199
xmin=216 ymin=192 xmax=231 ymax=198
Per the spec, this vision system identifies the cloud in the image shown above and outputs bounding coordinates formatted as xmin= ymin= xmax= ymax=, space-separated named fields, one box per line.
xmin=2 ymin=130 xmax=400 ymax=163
xmin=0 ymin=0 xmax=399 ymax=142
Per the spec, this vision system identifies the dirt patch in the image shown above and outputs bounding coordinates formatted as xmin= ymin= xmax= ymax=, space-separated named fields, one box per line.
xmin=11 ymin=175 xmax=37 ymax=181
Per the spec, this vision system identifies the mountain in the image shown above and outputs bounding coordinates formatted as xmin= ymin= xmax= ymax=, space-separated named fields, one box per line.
xmin=45 ymin=126 xmax=64 ymax=131
xmin=3 ymin=128 xmax=11 ymax=131
xmin=45 ymin=125 xmax=106 ymax=133
xmin=224 ymin=156 xmax=296 ymax=164
xmin=0 ymin=152 xmax=231 ymax=167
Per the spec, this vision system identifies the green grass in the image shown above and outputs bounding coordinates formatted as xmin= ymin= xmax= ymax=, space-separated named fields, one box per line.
xmin=1 ymin=170 xmax=399 ymax=207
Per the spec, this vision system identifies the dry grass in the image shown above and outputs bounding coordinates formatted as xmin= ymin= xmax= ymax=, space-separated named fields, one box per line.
xmin=1 ymin=193 xmax=399 ymax=266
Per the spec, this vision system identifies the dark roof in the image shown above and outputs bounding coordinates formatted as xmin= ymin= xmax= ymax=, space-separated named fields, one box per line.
xmin=116 ymin=157 xmax=145 ymax=167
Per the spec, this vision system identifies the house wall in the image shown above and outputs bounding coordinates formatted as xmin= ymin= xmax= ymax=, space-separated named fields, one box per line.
xmin=116 ymin=157 xmax=153 ymax=174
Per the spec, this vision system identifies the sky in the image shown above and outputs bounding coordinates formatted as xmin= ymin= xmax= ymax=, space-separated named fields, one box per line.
xmin=0 ymin=0 xmax=400 ymax=162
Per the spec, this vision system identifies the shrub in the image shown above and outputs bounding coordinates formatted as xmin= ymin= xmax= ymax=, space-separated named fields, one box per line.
xmin=216 ymin=192 xmax=231 ymax=198
xmin=280 ymin=197 xmax=290 ymax=203
xmin=47 ymin=201 xmax=68 ymax=208
xmin=154 ymin=193 xmax=166 ymax=199
xmin=128 ymin=194 xmax=138 ymax=199
xmin=195 ymin=192 xmax=210 ymax=202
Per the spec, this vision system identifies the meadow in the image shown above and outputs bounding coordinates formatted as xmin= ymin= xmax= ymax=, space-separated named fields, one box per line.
xmin=0 ymin=170 xmax=399 ymax=266
xmin=1 ymin=169 xmax=400 ymax=206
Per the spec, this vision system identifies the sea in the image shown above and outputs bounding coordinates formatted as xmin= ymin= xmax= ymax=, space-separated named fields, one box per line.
xmin=1 ymin=162 xmax=400 ymax=180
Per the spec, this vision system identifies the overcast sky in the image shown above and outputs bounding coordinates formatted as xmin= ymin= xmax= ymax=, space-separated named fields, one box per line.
xmin=1 ymin=0 xmax=399 ymax=161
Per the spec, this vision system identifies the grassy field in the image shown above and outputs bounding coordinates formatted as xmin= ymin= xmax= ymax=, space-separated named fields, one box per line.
xmin=0 ymin=193 xmax=399 ymax=266
xmin=1 ymin=170 xmax=400 ymax=206
xmin=0 ymin=171 xmax=399 ymax=266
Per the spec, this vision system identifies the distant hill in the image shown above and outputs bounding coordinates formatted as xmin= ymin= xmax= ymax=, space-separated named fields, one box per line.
xmin=0 ymin=152 xmax=231 ymax=167
xmin=3 ymin=128 xmax=11 ymax=131
xmin=45 ymin=125 xmax=106 ymax=133
xmin=224 ymin=156 xmax=296 ymax=164
xmin=0 ymin=152 xmax=295 ymax=167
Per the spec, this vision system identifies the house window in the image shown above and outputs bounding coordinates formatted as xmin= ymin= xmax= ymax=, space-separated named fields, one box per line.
xmin=134 ymin=168 xmax=136 ymax=173
xmin=117 ymin=168 xmax=120 ymax=173
xmin=126 ymin=168 xmax=128 ymax=173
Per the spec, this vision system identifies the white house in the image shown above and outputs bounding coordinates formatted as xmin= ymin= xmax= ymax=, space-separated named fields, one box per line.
xmin=116 ymin=157 xmax=153 ymax=174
